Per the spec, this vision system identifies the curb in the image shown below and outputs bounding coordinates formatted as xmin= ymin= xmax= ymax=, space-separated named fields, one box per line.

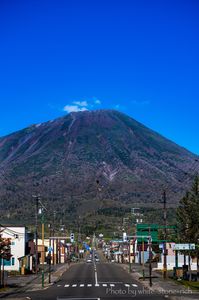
xmin=0 ymin=263 xmax=72 ymax=297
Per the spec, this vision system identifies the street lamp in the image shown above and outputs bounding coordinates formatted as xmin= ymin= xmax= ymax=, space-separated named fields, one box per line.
xmin=39 ymin=207 xmax=45 ymax=288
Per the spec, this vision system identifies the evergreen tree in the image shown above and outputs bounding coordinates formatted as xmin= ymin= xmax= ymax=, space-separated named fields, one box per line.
xmin=177 ymin=176 xmax=199 ymax=257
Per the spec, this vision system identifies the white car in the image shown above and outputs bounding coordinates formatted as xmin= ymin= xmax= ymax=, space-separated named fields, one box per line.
xmin=86 ymin=258 xmax=92 ymax=263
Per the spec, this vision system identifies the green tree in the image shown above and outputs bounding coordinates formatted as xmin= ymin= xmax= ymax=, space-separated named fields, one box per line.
xmin=177 ymin=176 xmax=199 ymax=257
xmin=0 ymin=231 xmax=11 ymax=287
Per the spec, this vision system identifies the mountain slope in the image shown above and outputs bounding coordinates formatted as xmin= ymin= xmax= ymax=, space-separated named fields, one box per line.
xmin=0 ymin=109 xmax=198 ymax=225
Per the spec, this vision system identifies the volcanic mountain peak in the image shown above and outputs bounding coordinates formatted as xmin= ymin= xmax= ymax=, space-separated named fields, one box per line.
xmin=0 ymin=109 xmax=198 ymax=225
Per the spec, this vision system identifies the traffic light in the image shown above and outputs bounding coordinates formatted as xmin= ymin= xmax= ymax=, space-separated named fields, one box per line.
xmin=70 ymin=233 xmax=75 ymax=243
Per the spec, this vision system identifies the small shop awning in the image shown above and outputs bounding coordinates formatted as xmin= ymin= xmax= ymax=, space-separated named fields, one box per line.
xmin=113 ymin=251 xmax=123 ymax=255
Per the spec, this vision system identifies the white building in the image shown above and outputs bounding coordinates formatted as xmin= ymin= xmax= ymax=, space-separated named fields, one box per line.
xmin=0 ymin=226 xmax=28 ymax=272
xmin=157 ymin=243 xmax=197 ymax=271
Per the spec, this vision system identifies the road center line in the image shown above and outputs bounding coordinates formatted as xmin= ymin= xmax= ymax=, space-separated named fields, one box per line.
xmin=94 ymin=260 xmax=98 ymax=285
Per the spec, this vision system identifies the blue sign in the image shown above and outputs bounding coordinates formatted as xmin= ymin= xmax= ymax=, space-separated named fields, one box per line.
xmin=83 ymin=242 xmax=90 ymax=251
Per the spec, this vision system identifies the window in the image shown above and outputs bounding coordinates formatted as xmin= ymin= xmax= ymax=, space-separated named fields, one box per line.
xmin=11 ymin=241 xmax=15 ymax=246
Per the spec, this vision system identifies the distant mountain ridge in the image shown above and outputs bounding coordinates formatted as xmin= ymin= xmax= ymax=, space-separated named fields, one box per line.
xmin=0 ymin=109 xmax=198 ymax=224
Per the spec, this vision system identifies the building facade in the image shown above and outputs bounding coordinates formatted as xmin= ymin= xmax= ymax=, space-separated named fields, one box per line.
xmin=0 ymin=226 xmax=28 ymax=272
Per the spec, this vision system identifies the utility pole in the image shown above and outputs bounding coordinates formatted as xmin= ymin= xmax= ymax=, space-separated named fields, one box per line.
xmin=53 ymin=211 xmax=56 ymax=265
xmin=41 ymin=209 xmax=45 ymax=288
xmin=142 ymin=237 xmax=145 ymax=280
xmin=48 ymin=251 xmax=51 ymax=283
xmin=34 ymin=195 xmax=39 ymax=274
xmin=128 ymin=239 xmax=131 ymax=273
xmin=148 ymin=227 xmax=152 ymax=287
xmin=163 ymin=190 xmax=167 ymax=279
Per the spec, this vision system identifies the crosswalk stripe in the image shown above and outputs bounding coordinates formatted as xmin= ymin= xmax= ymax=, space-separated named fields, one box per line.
xmin=61 ymin=282 xmax=138 ymax=289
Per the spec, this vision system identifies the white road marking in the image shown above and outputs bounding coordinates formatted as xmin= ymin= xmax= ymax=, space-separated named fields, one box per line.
xmin=125 ymin=284 xmax=130 ymax=287
xmin=102 ymin=284 xmax=107 ymax=287
xmin=95 ymin=271 xmax=98 ymax=285
xmin=94 ymin=261 xmax=98 ymax=286
xmin=57 ymin=298 xmax=100 ymax=300
xmin=80 ymin=284 xmax=84 ymax=287
xmin=132 ymin=284 xmax=138 ymax=287
xmin=95 ymin=283 xmax=100 ymax=287
xmin=57 ymin=285 xmax=62 ymax=287
xmin=99 ymin=281 xmax=123 ymax=284
xmin=72 ymin=284 xmax=77 ymax=287
xmin=64 ymin=284 xmax=70 ymax=288
xmin=110 ymin=284 xmax=115 ymax=287
xmin=87 ymin=284 xmax=92 ymax=287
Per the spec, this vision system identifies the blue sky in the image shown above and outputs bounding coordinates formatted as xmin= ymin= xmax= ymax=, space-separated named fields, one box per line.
xmin=0 ymin=0 xmax=199 ymax=154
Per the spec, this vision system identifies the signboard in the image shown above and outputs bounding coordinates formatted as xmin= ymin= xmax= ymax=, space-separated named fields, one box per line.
xmin=123 ymin=232 xmax=127 ymax=242
xmin=174 ymin=244 xmax=195 ymax=251
xmin=48 ymin=246 xmax=53 ymax=253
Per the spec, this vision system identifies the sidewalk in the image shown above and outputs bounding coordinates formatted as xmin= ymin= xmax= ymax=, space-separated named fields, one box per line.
xmin=120 ymin=262 xmax=199 ymax=299
xmin=0 ymin=263 xmax=72 ymax=298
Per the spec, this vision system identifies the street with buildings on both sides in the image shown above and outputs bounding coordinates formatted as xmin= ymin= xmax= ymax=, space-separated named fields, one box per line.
xmin=0 ymin=226 xmax=199 ymax=300
xmin=0 ymin=248 xmax=197 ymax=300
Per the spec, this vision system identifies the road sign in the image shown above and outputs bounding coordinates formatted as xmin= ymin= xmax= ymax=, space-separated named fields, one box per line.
xmin=48 ymin=246 xmax=53 ymax=253
xmin=123 ymin=232 xmax=127 ymax=242
xmin=174 ymin=244 xmax=195 ymax=251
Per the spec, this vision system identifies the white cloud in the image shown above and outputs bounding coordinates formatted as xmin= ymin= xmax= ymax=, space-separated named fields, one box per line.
xmin=63 ymin=96 xmax=102 ymax=114
xmin=114 ymin=104 xmax=126 ymax=110
xmin=63 ymin=105 xmax=88 ymax=113
xmin=131 ymin=100 xmax=150 ymax=106
xmin=73 ymin=101 xmax=88 ymax=107
xmin=95 ymin=99 xmax=101 ymax=105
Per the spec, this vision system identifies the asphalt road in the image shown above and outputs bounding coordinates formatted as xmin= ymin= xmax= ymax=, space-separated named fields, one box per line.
xmin=6 ymin=252 xmax=168 ymax=300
